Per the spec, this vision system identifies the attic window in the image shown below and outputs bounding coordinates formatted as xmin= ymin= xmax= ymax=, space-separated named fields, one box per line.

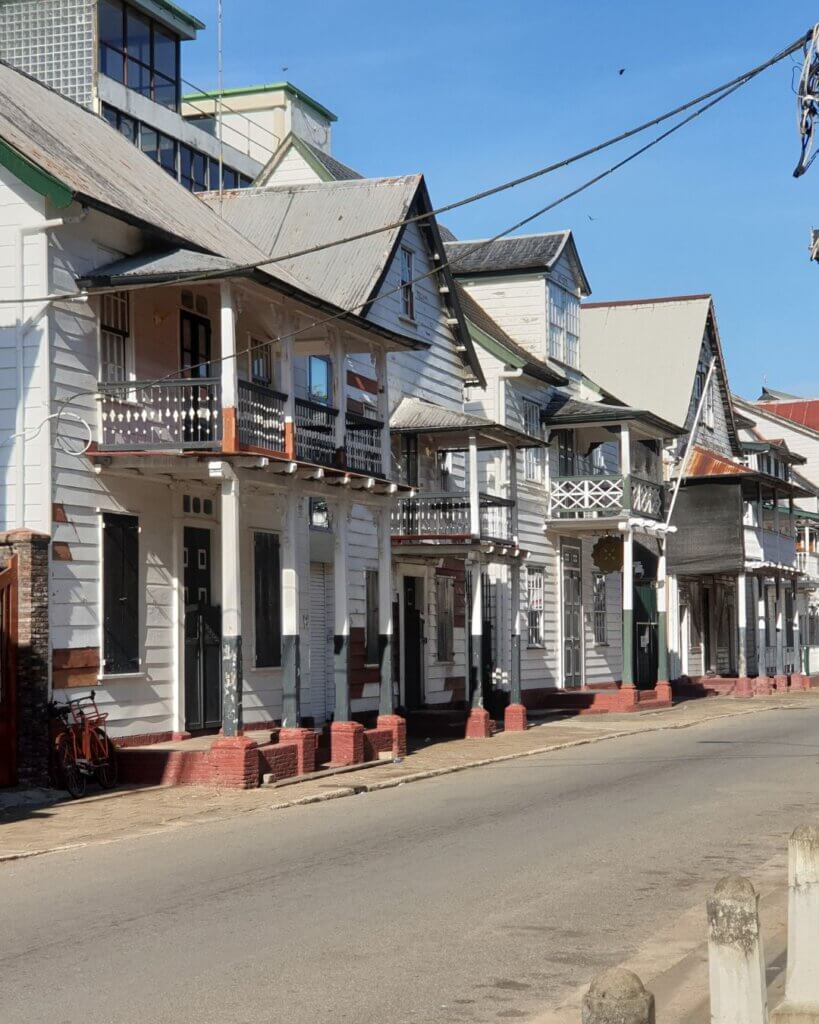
xmin=400 ymin=247 xmax=415 ymax=320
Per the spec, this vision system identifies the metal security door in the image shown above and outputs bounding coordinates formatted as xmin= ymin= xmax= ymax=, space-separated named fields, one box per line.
xmin=184 ymin=527 xmax=221 ymax=730
xmin=562 ymin=544 xmax=582 ymax=688
xmin=309 ymin=563 xmax=334 ymax=724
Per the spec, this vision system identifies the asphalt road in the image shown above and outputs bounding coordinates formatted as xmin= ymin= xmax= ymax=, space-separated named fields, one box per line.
xmin=3 ymin=707 xmax=819 ymax=1024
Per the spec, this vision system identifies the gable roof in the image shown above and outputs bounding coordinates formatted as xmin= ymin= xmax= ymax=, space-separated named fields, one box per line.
xmin=257 ymin=133 xmax=362 ymax=185
xmin=444 ymin=231 xmax=591 ymax=295
xmin=0 ymin=58 xmax=268 ymax=269
xmin=581 ymin=295 xmax=739 ymax=446
xmin=454 ymin=284 xmax=566 ymax=386
xmin=755 ymin=399 xmax=819 ymax=432
xmin=201 ymin=176 xmax=485 ymax=385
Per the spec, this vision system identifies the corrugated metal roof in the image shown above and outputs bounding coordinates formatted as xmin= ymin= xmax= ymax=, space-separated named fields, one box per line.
xmin=77 ymin=248 xmax=241 ymax=286
xmin=541 ymin=393 xmax=683 ymax=436
xmin=581 ymin=297 xmax=713 ymax=430
xmin=390 ymin=396 xmax=543 ymax=448
xmin=300 ymin=138 xmax=362 ymax=181
xmin=201 ymin=177 xmax=420 ymax=312
xmin=0 ymin=59 xmax=274 ymax=269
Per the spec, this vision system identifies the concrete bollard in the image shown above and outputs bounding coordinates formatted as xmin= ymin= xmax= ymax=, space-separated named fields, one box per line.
xmin=707 ymin=875 xmax=768 ymax=1024
xmin=771 ymin=826 xmax=819 ymax=1024
xmin=581 ymin=968 xmax=655 ymax=1024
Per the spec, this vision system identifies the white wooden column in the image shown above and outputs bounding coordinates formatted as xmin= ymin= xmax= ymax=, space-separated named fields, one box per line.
xmin=280 ymin=314 xmax=296 ymax=459
xmin=469 ymin=558 xmax=484 ymax=708
xmin=170 ymin=485 xmax=185 ymax=735
xmin=736 ymin=573 xmax=748 ymax=678
xmin=218 ymin=462 xmax=243 ymax=736
xmin=280 ymin=491 xmax=302 ymax=727
xmin=220 ymin=281 xmax=239 ymax=453
xmin=508 ymin=443 xmax=521 ymax=705
xmin=333 ymin=498 xmax=351 ymax=721
xmin=620 ymin=424 xmax=635 ymax=686
xmin=776 ymin=572 xmax=785 ymax=678
xmin=377 ymin=504 xmax=394 ymax=716
xmin=756 ymin=576 xmax=767 ymax=677
xmin=793 ymin=575 xmax=801 ymax=676
xmin=468 ymin=434 xmax=480 ymax=539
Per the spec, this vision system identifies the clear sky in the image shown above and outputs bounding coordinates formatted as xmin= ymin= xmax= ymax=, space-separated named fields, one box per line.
xmin=182 ymin=0 xmax=819 ymax=401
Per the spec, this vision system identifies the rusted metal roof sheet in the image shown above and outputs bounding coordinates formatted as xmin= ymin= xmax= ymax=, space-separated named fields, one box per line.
xmin=201 ymin=176 xmax=420 ymax=312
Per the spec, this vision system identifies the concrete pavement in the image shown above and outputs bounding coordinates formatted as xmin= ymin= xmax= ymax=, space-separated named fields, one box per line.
xmin=2 ymin=702 xmax=819 ymax=1023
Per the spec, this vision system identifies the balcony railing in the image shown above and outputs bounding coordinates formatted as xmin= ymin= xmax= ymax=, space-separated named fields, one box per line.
xmin=294 ymin=397 xmax=339 ymax=467
xmin=797 ymin=551 xmax=819 ymax=580
xmin=98 ymin=378 xmax=222 ymax=450
xmin=392 ymin=491 xmax=515 ymax=544
xmin=237 ymin=379 xmax=286 ymax=453
xmin=548 ymin=474 xmax=664 ymax=520
xmin=345 ymin=410 xmax=384 ymax=477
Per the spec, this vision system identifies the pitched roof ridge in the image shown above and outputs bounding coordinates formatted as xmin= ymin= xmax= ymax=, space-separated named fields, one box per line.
xmin=582 ymin=294 xmax=712 ymax=309
xmin=446 ymin=229 xmax=570 ymax=246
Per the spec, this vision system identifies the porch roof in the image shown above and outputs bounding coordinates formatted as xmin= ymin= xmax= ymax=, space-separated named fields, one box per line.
xmin=681 ymin=446 xmax=816 ymax=499
xmin=540 ymin=394 xmax=683 ymax=438
xmin=390 ymin=396 xmax=545 ymax=450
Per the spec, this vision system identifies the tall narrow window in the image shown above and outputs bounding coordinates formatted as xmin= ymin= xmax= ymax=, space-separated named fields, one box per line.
xmin=549 ymin=283 xmax=566 ymax=361
xmin=253 ymin=532 xmax=282 ymax=668
xmin=100 ymin=290 xmax=131 ymax=383
xmin=526 ymin=567 xmax=545 ymax=647
xmin=592 ymin=571 xmax=608 ymax=644
xmin=250 ymin=338 xmax=273 ymax=387
xmin=523 ymin=400 xmax=542 ymax=483
xmin=400 ymin=434 xmax=419 ymax=487
xmin=365 ymin=570 xmax=380 ymax=664
xmin=102 ymin=513 xmax=139 ymax=674
xmin=436 ymin=575 xmax=455 ymax=662
xmin=400 ymin=247 xmax=415 ymax=320
xmin=308 ymin=355 xmax=331 ymax=404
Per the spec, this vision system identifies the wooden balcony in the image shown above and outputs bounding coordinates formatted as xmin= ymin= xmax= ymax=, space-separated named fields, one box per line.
xmin=547 ymin=474 xmax=665 ymax=523
xmin=392 ymin=491 xmax=515 ymax=546
xmin=98 ymin=379 xmax=386 ymax=478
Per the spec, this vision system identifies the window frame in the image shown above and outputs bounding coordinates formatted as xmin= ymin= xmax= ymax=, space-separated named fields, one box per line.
xmin=526 ymin=566 xmax=545 ymax=648
xmin=365 ymin=570 xmax=380 ymax=666
xmin=399 ymin=246 xmax=416 ymax=321
xmin=253 ymin=530 xmax=282 ymax=669
xmin=98 ymin=0 xmax=181 ymax=110
xmin=522 ymin=399 xmax=542 ymax=483
xmin=101 ymin=512 xmax=140 ymax=676
xmin=435 ymin=574 xmax=455 ymax=663
xmin=99 ymin=290 xmax=133 ymax=384
xmin=308 ymin=355 xmax=332 ymax=405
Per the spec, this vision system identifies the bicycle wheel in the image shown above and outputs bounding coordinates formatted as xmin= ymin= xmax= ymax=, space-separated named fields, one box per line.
xmin=54 ymin=732 xmax=86 ymax=799
xmin=91 ymin=728 xmax=118 ymax=789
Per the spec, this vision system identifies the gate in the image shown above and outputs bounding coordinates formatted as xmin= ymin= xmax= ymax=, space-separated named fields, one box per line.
xmin=0 ymin=557 xmax=18 ymax=786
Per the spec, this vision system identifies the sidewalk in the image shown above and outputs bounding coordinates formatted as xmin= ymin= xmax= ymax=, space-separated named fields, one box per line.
xmin=1 ymin=691 xmax=817 ymax=863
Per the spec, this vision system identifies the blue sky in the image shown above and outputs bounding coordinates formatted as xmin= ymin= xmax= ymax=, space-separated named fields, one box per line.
xmin=182 ymin=1 xmax=819 ymax=400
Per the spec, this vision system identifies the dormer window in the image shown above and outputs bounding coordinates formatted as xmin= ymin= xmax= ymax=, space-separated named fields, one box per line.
xmin=548 ymin=282 xmax=580 ymax=368
xmin=400 ymin=247 xmax=415 ymax=321
xmin=99 ymin=0 xmax=181 ymax=110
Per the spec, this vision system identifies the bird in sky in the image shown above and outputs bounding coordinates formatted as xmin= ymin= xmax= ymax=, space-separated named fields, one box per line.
xmin=618 ymin=68 xmax=626 ymax=75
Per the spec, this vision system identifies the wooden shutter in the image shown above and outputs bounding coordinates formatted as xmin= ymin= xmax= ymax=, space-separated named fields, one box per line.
xmin=254 ymin=532 xmax=282 ymax=668
xmin=102 ymin=513 xmax=139 ymax=674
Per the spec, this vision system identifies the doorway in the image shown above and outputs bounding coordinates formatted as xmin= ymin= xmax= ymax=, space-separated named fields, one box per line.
xmin=702 ymin=586 xmax=713 ymax=674
xmin=180 ymin=310 xmax=214 ymax=445
xmin=403 ymin=576 xmax=424 ymax=710
xmin=562 ymin=543 xmax=582 ymax=688
xmin=634 ymin=583 xmax=658 ymax=688
xmin=183 ymin=527 xmax=221 ymax=731
xmin=309 ymin=563 xmax=335 ymax=724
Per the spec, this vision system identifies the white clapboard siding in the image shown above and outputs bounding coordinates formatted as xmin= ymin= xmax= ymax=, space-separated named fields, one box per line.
xmin=459 ymin=275 xmax=548 ymax=358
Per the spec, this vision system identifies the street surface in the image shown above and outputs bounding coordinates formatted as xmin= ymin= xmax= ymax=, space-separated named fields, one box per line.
xmin=3 ymin=706 xmax=819 ymax=1024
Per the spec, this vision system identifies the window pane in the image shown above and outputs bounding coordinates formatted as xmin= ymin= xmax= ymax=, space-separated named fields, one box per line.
xmin=100 ymin=44 xmax=125 ymax=82
xmin=179 ymin=144 xmax=194 ymax=190
xmin=158 ymin=134 xmax=177 ymax=176
xmin=192 ymin=151 xmax=207 ymax=192
xmin=153 ymin=25 xmax=178 ymax=79
xmin=98 ymin=0 xmax=124 ymax=48
xmin=118 ymin=113 xmax=137 ymax=144
xmin=222 ymin=167 xmax=238 ymax=189
xmin=208 ymin=160 xmax=221 ymax=191
xmin=140 ymin=127 xmax=159 ymax=162
xmin=308 ymin=356 xmax=330 ymax=403
xmin=154 ymin=73 xmax=177 ymax=109
xmin=127 ymin=57 xmax=151 ymax=97
xmin=101 ymin=103 xmax=119 ymax=129
xmin=239 ymin=174 xmax=254 ymax=188
xmin=126 ymin=8 xmax=151 ymax=64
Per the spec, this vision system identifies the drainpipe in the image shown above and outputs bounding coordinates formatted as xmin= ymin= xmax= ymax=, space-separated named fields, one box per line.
xmin=14 ymin=208 xmax=87 ymax=528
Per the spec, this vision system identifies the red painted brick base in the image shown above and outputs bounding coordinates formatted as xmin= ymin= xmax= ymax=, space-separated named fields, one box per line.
xmin=278 ymin=727 xmax=317 ymax=775
xmin=330 ymin=720 xmax=365 ymax=766
xmin=733 ymin=677 xmax=754 ymax=698
xmin=465 ymin=707 xmax=492 ymax=739
xmin=773 ymin=674 xmax=789 ymax=691
xmin=376 ymin=715 xmax=407 ymax=757
xmin=655 ymin=681 xmax=673 ymax=703
xmin=209 ymin=736 xmax=259 ymax=789
xmin=754 ymin=676 xmax=773 ymax=696
xmin=503 ymin=703 xmax=528 ymax=732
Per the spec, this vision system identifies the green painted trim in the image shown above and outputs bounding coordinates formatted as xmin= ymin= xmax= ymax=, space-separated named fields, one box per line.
xmin=622 ymin=608 xmax=635 ymax=685
xmin=466 ymin=317 xmax=527 ymax=370
xmin=182 ymin=81 xmax=337 ymax=122
xmin=0 ymin=139 xmax=73 ymax=209
xmin=657 ymin=609 xmax=669 ymax=683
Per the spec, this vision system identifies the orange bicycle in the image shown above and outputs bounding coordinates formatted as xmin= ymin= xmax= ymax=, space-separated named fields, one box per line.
xmin=48 ymin=691 xmax=118 ymax=798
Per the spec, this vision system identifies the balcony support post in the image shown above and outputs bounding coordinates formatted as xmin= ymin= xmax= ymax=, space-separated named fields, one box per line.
xmin=218 ymin=462 xmax=243 ymax=737
xmin=330 ymin=498 xmax=364 ymax=764
xmin=374 ymin=347 xmax=391 ymax=479
xmin=776 ymin=571 xmax=786 ymax=683
xmin=331 ymin=330 xmax=347 ymax=461
xmin=504 ymin=442 xmax=526 ymax=731
xmin=281 ymin=491 xmax=302 ymax=728
xmin=656 ymin=542 xmax=671 ymax=701
xmin=280 ymin=316 xmax=296 ymax=459
xmin=756 ymin=576 xmax=768 ymax=680
xmin=220 ymin=281 xmax=239 ymax=454
xmin=736 ymin=572 xmax=748 ymax=680
xmin=621 ymin=526 xmax=635 ymax=689
xmin=377 ymin=505 xmax=395 ymax=718
xmin=466 ymin=558 xmax=492 ymax=738
xmin=468 ymin=434 xmax=480 ymax=539
xmin=619 ymin=423 xmax=632 ymax=509
xmin=793 ymin=574 xmax=801 ymax=680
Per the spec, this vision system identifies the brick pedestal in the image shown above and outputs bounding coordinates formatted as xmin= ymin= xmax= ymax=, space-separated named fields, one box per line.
xmin=773 ymin=674 xmax=789 ymax=692
xmin=754 ymin=676 xmax=773 ymax=696
xmin=376 ymin=715 xmax=407 ymax=758
xmin=465 ymin=707 xmax=492 ymax=739
xmin=617 ymin=684 xmax=639 ymax=710
xmin=279 ymin=727 xmax=317 ymax=775
xmin=209 ymin=736 xmax=259 ymax=789
xmin=504 ymin=703 xmax=528 ymax=732
xmin=330 ymin=720 xmax=365 ymax=766
xmin=733 ymin=677 xmax=754 ymax=699
xmin=654 ymin=681 xmax=673 ymax=704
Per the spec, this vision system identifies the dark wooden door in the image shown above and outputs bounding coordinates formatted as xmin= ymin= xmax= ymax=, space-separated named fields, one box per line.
xmin=635 ymin=583 xmax=658 ymax=689
xmin=403 ymin=576 xmax=423 ymax=710
xmin=184 ymin=527 xmax=221 ymax=730
xmin=562 ymin=544 xmax=582 ymax=688
xmin=0 ymin=559 xmax=18 ymax=787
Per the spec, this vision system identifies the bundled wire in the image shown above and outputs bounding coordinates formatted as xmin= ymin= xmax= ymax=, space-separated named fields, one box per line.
xmin=794 ymin=23 xmax=819 ymax=176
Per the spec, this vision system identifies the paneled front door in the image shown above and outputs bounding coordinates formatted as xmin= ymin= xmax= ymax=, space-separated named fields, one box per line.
xmin=184 ymin=527 xmax=221 ymax=730
xmin=562 ymin=543 xmax=582 ymax=688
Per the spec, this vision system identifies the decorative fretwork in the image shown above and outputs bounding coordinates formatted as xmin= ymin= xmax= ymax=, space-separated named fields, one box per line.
xmin=392 ymin=492 xmax=514 ymax=544
xmin=345 ymin=410 xmax=384 ymax=477
xmin=630 ymin=476 xmax=664 ymax=519
xmin=237 ymin=379 xmax=286 ymax=453
xmin=548 ymin=475 xmax=625 ymax=519
xmin=98 ymin=378 xmax=222 ymax=450
xmin=294 ymin=398 xmax=339 ymax=467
